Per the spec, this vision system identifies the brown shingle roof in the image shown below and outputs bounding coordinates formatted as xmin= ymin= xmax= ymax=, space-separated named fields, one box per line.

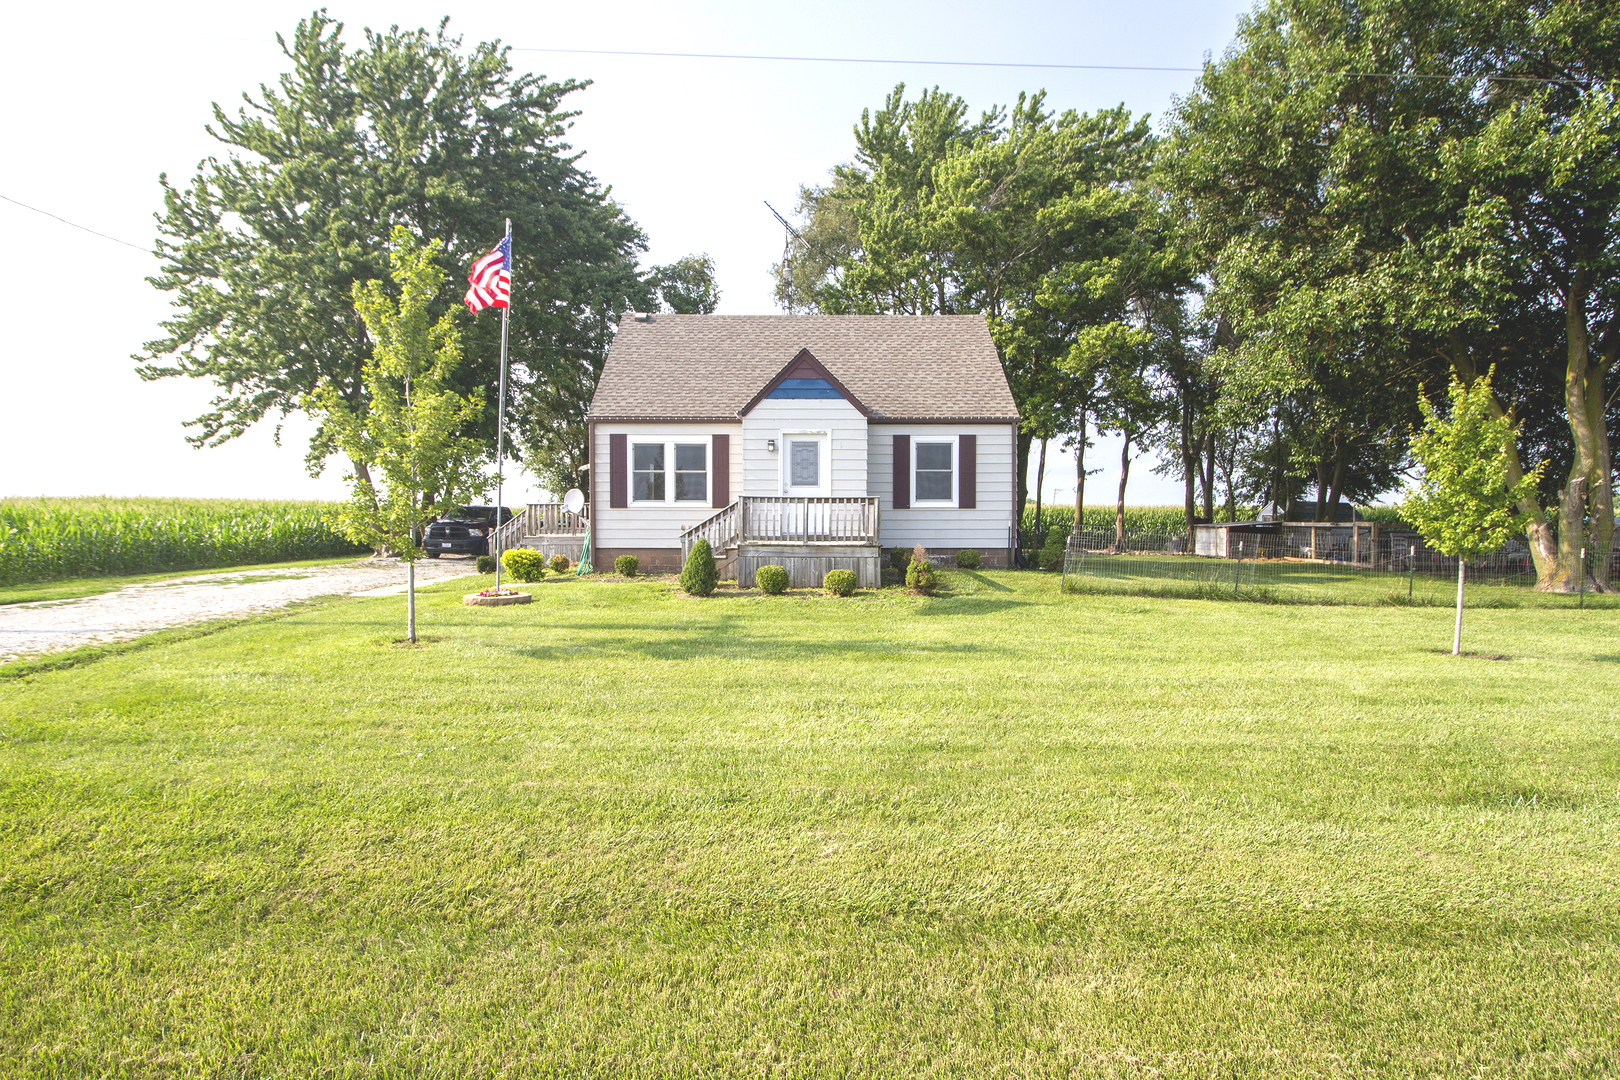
xmin=586 ymin=314 xmax=1019 ymax=422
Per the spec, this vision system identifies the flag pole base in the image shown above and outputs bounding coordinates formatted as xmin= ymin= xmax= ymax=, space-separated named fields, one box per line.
xmin=462 ymin=591 xmax=532 ymax=607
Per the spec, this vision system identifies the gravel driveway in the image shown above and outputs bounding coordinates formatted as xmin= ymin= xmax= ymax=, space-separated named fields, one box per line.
xmin=0 ymin=558 xmax=482 ymax=662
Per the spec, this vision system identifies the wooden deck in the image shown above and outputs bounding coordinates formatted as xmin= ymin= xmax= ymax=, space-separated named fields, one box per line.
xmin=680 ymin=496 xmax=882 ymax=588
xmin=490 ymin=503 xmax=589 ymax=560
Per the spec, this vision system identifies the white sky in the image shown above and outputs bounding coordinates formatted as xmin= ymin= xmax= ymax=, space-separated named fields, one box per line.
xmin=0 ymin=0 xmax=1255 ymax=508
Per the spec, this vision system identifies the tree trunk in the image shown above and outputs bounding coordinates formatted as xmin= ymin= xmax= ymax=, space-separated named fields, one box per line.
xmin=1201 ymin=427 xmax=1216 ymax=521
xmin=1115 ymin=433 xmax=1132 ymax=549
xmin=1451 ymin=300 xmax=1614 ymax=593
xmin=350 ymin=456 xmax=396 ymax=557
xmin=407 ymin=558 xmax=417 ymax=644
xmin=1452 ymin=558 xmax=1464 ymax=656
xmin=1015 ymin=427 xmax=1035 ymax=546
xmin=1325 ymin=439 xmax=1349 ymax=518
xmin=1181 ymin=395 xmax=1199 ymax=541
xmin=1555 ymin=287 xmax=1614 ymax=592
xmin=1033 ymin=437 xmax=1047 ymax=540
xmin=1314 ymin=452 xmax=1332 ymax=521
xmin=1074 ymin=413 xmax=1087 ymax=539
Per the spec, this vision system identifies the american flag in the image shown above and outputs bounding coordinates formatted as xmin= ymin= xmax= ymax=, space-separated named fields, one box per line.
xmin=464 ymin=235 xmax=511 ymax=313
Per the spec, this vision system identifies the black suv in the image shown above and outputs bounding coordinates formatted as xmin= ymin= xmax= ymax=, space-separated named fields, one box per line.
xmin=422 ymin=505 xmax=513 ymax=558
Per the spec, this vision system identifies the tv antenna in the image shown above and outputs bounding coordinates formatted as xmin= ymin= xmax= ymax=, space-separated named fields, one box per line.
xmin=765 ymin=200 xmax=804 ymax=314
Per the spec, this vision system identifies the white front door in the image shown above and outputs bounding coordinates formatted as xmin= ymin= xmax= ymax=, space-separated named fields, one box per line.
xmin=781 ymin=433 xmax=829 ymax=496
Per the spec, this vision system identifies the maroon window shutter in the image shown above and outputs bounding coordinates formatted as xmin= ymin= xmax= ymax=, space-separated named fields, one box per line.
xmin=711 ymin=433 xmax=730 ymax=508
xmin=892 ymin=434 xmax=910 ymax=509
xmin=959 ymin=434 xmax=976 ymax=509
xmin=609 ymin=433 xmax=628 ymax=508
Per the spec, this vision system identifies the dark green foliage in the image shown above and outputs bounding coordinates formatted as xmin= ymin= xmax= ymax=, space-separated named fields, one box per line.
xmin=955 ymin=549 xmax=981 ymax=569
xmin=137 ymin=12 xmax=654 ymax=494
xmin=548 ymin=554 xmax=571 ymax=575
xmin=501 ymin=549 xmax=545 ymax=583
xmin=647 ymin=254 xmax=721 ymax=314
xmin=679 ymin=540 xmax=718 ymax=597
xmin=0 ymin=498 xmax=366 ymax=586
xmin=614 ymin=555 xmax=639 ymax=578
xmin=1039 ymin=530 xmax=1066 ymax=572
xmin=906 ymin=545 xmax=938 ymax=594
xmin=756 ymin=565 xmax=790 ymax=595
xmin=890 ymin=547 xmax=912 ymax=571
xmin=475 ymin=554 xmax=497 ymax=575
xmin=823 ymin=569 xmax=857 ymax=596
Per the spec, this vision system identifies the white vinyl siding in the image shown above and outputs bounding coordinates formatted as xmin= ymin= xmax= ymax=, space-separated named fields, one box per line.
xmin=741 ymin=397 xmax=868 ymax=498
xmin=870 ymin=423 xmax=1015 ymax=550
xmin=594 ymin=424 xmax=742 ymax=549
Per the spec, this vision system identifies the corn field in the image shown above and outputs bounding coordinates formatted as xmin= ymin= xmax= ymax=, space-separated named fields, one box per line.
xmin=0 ymin=498 xmax=367 ymax=585
xmin=1021 ymin=503 xmax=1404 ymax=543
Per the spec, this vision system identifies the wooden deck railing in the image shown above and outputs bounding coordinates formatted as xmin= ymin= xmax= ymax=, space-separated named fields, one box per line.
xmin=489 ymin=502 xmax=589 ymax=556
xmin=679 ymin=501 xmax=742 ymax=559
xmin=740 ymin=496 xmax=880 ymax=545
xmin=679 ymin=496 xmax=882 ymax=556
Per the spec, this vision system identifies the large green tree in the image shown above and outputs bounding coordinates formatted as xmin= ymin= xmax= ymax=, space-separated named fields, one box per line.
xmin=1162 ymin=0 xmax=1618 ymax=591
xmin=776 ymin=86 xmax=1173 ymax=516
xmin=137 ymin=12 xmax=650 ymax=493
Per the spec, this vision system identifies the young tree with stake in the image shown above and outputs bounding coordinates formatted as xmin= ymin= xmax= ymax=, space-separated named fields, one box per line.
xmin=1401 ymin=373 xmax=1542 ymax=656
xmin=312 ymin=227 xmax=489 ymax=643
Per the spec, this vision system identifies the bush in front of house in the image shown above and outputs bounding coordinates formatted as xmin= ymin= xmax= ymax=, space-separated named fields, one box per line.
xmin=475 ymin=554 xmax=497 ymax=574
xmin=905 ymin=558 xmax=937 ymax=595
xmin=756 ymin=565 xmax=789 ymax=595
xmin=680 ymin=540 xmax=718 ymax=596
xmin=614 ymin=554 xmax=639 ymax=577
xmin=823 ymin=569 xmax=857 ymax=596
xmin=955 ymin=549 xmax=981 ymax=569
xmin=905 ymin=544 xmax=937 ymax=594
xmin=889 ymin=546 xmax=911 ymax=570
xmin=501 ymin=548 xmax=545 ymax=583
xmin=1039 ymin=530 xmax=1066 ymax=571
xmin=549 ymin=554 xmax=571 ymax=575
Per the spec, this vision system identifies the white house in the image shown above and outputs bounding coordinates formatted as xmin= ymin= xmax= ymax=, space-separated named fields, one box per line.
xmin=510 ymin=314 xmax=1020 ymax=586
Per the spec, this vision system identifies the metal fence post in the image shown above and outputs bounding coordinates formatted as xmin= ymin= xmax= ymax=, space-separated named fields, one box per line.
xmin=1234 ymin=540 xmax=1243 ymax=595
xmin=1580 ymin=547 xmax=1586 ymax=609
xmin=1409 ymin=545 xmax=1416 ymax=600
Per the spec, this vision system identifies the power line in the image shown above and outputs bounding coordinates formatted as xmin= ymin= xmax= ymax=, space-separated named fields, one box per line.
xmin=512 ymin=46 xmax=1201 ymax=75
xmin=0 ymin=193 xmax=154 ymax=254
xmin=510 ymin=46 xmax=1584 ymax=85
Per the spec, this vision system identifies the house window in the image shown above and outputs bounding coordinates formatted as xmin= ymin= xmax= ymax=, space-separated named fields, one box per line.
xmin=789 ymin=440 xmax=820 ymax=487
xmin=674 ymin=443 xmax=707 ymax=502
xmin=632 ymin=443 xmax=665 ymax=501
xmin=914 ymin=440 xmax=954 ymax=502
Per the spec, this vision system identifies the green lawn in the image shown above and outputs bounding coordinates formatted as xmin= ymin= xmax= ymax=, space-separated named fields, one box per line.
xmin=2 ymin=571 xmax=1616 ymax=1077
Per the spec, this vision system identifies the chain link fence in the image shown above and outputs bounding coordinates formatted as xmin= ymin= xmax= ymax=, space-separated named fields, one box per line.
xmin=1060 ymin=526 xmax=1617 ymax=607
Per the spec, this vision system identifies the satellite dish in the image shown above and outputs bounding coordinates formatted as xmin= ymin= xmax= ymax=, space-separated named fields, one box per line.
xmin=563 ymin=488 xmax=585 ymax=516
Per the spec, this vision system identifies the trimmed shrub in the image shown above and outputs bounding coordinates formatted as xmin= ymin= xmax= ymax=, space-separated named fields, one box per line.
xmin=475 ymin=554 xmax=497 ymax=574
xmin=823 ymin=569 xmax=857 ymax=596
xmin=955 ymin=549 xmax=981 ymax=569
xmin=905 ymin=557 xmax=937 ymax=595
xmin=548 ymin=554 xmax=571 ymax=574
xmin=889 ymin=546 xmax=912 ymax=571
xmin=613 ymin=554 xmax=639 ymax=577
xmin=1039 ymin=530 xmax=1066 ymax=571
xmin=756 ymin=565 xmax=789 ymax=595
xmin=679 ymin=539 xmax=718 ymax=596
xmin=501 ymin=548 xmax=545 ymax=583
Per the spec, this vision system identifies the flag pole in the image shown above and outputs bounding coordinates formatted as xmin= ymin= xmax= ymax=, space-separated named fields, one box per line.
xmin=493 ymin=217 xmax=512 ymax=594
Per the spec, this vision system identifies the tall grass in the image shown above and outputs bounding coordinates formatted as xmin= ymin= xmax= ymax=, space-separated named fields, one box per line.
xmin=0 ymin=497 xmax=367 ymax=585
